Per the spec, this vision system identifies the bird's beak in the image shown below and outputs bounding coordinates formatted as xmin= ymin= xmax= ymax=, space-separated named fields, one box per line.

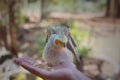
xmin=59 ymin=41 xmax=66 ymax=48
xmin=63 ymin=43 xmax=66 ymax=47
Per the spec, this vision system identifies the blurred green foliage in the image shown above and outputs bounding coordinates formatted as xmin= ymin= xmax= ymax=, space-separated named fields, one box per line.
xmin=0 ymin=18 xmax=2 ymax=26
xmin=28 ymin=0 xmax=38 ymax=3
xmin=96 ymin=0 xmax=106 ymax=11
xmin=46 ymin=0 xmax=106 ymax=13
xmin=36 ymin=33 xmax=46 ymax=56
xmin=35 ymin=77 xmax=43 ymax=80
xmin=78 ymin=46 xmax=91 ymax=57
xmin=47 ymin=0 xmax=75 ymax=12
xmin=15 ymin=9 xmax=26 ymax=28
xmin=11 ymin=73 xmax=27 ymax=80
xmin=70 ymin=21 xmax=91 ymax=57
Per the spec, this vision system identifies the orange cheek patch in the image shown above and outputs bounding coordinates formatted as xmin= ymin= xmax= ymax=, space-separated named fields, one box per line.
xmin=54 ymin=39 xmax=59 ymax=46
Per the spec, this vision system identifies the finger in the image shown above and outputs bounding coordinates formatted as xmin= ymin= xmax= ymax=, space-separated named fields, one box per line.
xmin=15 ymin=58 xmax=40 ymax=72
xmin=15 ymin=58 xmax=48 ymax=78
xmin=15 ymin=57 xmax=33 ymax=65
xmin=22 ymin=56 xmax=37 ymax=65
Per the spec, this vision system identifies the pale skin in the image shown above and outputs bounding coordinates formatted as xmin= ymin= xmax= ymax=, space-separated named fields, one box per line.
xmin=15 ymin=57 xmax=89 ymax=80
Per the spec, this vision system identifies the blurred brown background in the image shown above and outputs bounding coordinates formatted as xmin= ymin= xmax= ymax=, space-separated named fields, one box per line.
xmin=0 ymin=0 xmax=120 ymax=80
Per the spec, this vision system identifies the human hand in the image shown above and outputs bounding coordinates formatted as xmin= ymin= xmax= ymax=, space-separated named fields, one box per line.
xmin=15 ymin=57 xmax=89 ymax=80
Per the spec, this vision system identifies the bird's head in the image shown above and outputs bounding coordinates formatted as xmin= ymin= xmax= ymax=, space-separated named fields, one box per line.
xmin=51 ymin=34 xmax=68 ymax=49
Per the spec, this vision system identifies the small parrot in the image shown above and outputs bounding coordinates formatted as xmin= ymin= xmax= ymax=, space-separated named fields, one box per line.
xmin=42 ymin=33 xmax=73 ymax=68
xmin=45 ymin=25 xmax=81 ymax=70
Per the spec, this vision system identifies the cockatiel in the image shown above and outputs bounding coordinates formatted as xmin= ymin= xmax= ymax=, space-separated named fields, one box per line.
xmin=45 ymin=25 xmax=81 ymax=70
xmin=42 ymin=33 xmax=73 ymax=68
